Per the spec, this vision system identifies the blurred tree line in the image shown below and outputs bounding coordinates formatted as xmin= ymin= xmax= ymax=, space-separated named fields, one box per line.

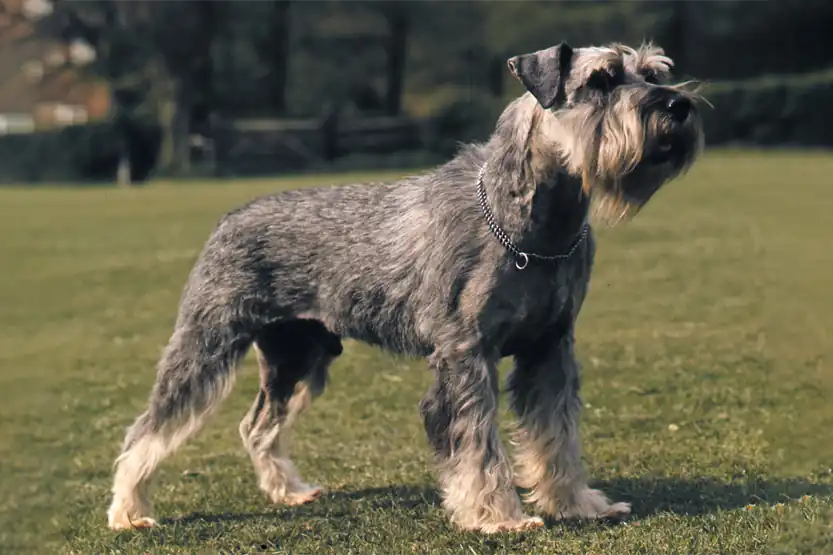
xmin=7 ymin=0 xmax=833 ymax=180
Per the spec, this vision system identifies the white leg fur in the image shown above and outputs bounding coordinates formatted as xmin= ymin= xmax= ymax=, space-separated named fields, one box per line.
xmin=510 ymin=334 xmax=630 ymax=522
xmin=108 ymin=420 xmax=199 ymax=530
xmin=108 ymin=435 xmax=160 ymax=530
xmin=438 ymin=440 xmax=545 ymax=534
xmin=108 ymin=372 xmax=236 ymax=531
xmin=513 ymin=427 xmax=630 ymax=521
xmin=240 ymin=381 xmax=324 ymax=505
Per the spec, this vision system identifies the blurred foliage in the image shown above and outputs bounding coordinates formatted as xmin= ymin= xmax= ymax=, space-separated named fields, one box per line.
xmin=702 ymin=69 xmax=833 ymax=148
xmin=55 ymin=0 xmax=822 ymax=120
xmin=5 ymin=0 xmax=832 ymax=182
xmin=424 ymin=93 xmax=504 ymax=159
xmin=22 ymin=0 xmax=833 ymax=111
xmin=0 ymin=120 xmax=160 ymax=184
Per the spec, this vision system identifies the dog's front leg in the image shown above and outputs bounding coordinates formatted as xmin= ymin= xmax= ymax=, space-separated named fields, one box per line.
xmin=420 ymin=347 xmax=543 ymax=534
xmin=508 ymin=328 xmax=631 ymax=522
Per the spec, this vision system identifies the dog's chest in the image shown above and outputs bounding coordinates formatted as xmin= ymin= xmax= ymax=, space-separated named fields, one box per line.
xmin=495 ymin=262 xmax=587 ymax=355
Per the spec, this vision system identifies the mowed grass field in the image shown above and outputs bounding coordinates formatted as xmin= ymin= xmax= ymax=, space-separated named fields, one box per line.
xmin=1 ymin=150 xmax=833 ymax=554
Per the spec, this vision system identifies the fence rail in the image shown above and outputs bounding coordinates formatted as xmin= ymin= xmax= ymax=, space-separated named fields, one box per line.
xmin=214 ymin=113 xmax=425 ymax=176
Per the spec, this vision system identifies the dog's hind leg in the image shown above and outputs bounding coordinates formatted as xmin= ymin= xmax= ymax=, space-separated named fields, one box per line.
xmin=508 ymin=327 xmax=631 ymax=522
xmin=106 ymin=303 xmax=256 ymax=531
xmin=239 ymin=319 xmax=341 ymax=506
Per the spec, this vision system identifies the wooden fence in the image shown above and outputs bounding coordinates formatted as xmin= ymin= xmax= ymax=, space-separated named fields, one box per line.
xmin=213 ymin=112 xmax=425 ymax=176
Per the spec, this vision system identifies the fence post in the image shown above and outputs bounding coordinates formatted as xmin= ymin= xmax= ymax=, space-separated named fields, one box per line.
xmin=113 ymin=110 xmax=133 ymax=187
xmin=488 ymin=54 xmax=504 ymax=98
xmin=209 ymin=113 xmax=224 ymax=177
xmin=321 ymin=105 xmax=339 ymax=161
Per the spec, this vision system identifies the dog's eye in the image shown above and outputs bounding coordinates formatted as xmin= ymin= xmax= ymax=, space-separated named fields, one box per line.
xmin=587 ymin=69 xmax=620 ymax=93
xmin=643 ymin=70 xmax=659 ymax=84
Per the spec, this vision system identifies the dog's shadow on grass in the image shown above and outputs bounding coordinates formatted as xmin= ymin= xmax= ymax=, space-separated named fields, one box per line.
xmin=596 ymin=475 xmax=832 ymax=518
xmin=163 ymin=476 xmax=831 ymax=528
xmin=162 ymin=485 xmax=442 ymax=526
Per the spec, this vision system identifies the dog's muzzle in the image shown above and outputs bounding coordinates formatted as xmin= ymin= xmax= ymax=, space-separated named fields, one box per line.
xmin=649 ymin=91 xmax=697 ymax=165
xmin=665 ymin=94 xmax=692 ymax=123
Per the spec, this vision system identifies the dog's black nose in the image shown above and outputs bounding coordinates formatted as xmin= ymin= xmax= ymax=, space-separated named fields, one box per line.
xmin=666 ymin=95 xmax=691 ymax=123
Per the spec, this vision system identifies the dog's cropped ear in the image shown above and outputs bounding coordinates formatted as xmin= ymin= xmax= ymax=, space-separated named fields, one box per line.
xmin=507 ymin=43 xmax=574 ymax=109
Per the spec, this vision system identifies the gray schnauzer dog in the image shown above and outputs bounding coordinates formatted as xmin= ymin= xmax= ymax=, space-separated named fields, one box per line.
xmin=108 ymin=42 xmax=705 ymax=534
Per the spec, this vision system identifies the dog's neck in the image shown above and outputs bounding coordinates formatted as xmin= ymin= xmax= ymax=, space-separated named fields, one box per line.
xmin=481 ymin=96 xmax=590 ymax=258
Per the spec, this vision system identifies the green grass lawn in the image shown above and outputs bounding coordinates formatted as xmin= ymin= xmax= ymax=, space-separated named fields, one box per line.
xmin=1 ymin=151 xmax=832 ymax=554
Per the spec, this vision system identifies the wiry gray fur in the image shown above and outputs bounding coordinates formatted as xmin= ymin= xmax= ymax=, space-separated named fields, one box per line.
xmin=107 ymin=41 xmax=706 ymax=534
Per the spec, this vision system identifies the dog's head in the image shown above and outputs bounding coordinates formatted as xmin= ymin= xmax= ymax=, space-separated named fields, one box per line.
xmin=508 ymin=42 xmax=706 ymax=224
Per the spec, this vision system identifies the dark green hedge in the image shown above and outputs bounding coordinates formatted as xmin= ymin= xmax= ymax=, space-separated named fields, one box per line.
xmin=3 ymin=70 xmax=831 ymax=185
xmin=700 ymin=69 xmax=833 ymax=147
xmin=425 ymin=70 xmax=833 ymax=158
xmin=423 ymin=93 xmax=505 ymax=159
xmin=0 ymin=119 xmax=160 ymax=185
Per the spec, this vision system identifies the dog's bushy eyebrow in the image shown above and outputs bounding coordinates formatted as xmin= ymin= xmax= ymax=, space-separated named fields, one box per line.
xmin=622 ymin=43 xmax=675 ymax=82
xmin=567 ymin=47 xmax=621 ymax=86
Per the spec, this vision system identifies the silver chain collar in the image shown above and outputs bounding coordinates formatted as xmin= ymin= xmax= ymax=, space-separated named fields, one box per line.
xmin=476 ymin=165 xmax=589 ymax=270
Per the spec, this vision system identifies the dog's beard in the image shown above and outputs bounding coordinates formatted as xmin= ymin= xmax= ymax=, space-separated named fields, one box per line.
xmin=587 ymin=184 xmax=638 ymax=228
xmin=585 ymin=146 xmax=699 ymax=228
xmin=587 ymin=149 xmax=697 ymax=227
xmin=547 ymin=82 xmax=705 ymax=227
xmin=581 ymin=110 xmax=646 ymax=228
xmin=584 ymin=104 xmax=704 ymax=227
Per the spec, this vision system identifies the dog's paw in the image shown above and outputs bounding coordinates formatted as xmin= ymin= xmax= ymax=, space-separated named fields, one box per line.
xmin=107 ymin=497 xmax=157 ymax=531
xmin=545 ymin=488 xmax=631 ymax=522
xmin=108 ymin=515 xmax=158 ymax=531
xmin=283 ymin=485 xmax=325 ymax=506
xmin=479 ymin=515 xmax=545 ymax=534
xmin=599 ymin=501 xmax=631 ymax=521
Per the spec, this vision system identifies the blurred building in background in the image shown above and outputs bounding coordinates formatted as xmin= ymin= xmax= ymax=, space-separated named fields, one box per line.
xmin=0 ymin=0 xmax=108 ymax=132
